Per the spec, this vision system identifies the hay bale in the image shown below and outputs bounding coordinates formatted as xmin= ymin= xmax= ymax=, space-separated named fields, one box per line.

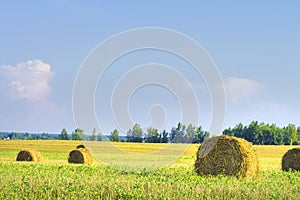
xmin=282 ymin=148 xmax=300 ymax=171
xmin=16 ymin=149 xmax=42 ymax=162
xmin=76 ymin=144 xmax=86 ymax=149
xmin=68 ymin=148 xmax=93 ymax=164
xmin=194 ymin=135 xmax=259 ymax=178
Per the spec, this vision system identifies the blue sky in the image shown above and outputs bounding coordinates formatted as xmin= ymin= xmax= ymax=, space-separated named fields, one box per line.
xmin=0 ymin=1 xmax=299 ymax=134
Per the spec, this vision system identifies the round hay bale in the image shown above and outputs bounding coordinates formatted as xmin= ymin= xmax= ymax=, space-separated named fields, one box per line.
xmin=68 ymin=148 xmax=93 ymax=164
xmin=76 ymin=144 xmax=86 ymax=149
xmin=16 ymin=149 xmax=42 ymax=162
xmin=282 ymin=148 xmax=300 ymax=171
xmin=194 ymin=135 xmax=259 ymax=178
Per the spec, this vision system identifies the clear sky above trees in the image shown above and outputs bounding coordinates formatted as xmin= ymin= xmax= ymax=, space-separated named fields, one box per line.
xmin=0 ymin=1 xmax=299 ymax=134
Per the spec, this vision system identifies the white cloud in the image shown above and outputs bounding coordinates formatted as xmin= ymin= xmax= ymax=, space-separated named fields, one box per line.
xmin=0 ymin=60 xmax=70 ymax=132
xmin=223 ymin=77 xmax=265 ymax=103
xmin=0 ymin=59 xmax=54 ymax=101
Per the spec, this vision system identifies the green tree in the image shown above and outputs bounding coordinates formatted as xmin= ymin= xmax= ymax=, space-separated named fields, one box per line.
xmin=41 ymin=132 xmax=49 ymax=140
xmin=97 ymin=131 xmax=103 ymax=141
xmin=244 ymin=121 xmax=261 ymax=144
xmin=59 ymin=128 xmax=68 ymax=140
xmin=133 ymin=123 xmax=143 ymax=142
xmin=185 ymin=124 xmax=195 ymax=143
xmin=194 ymin=126 xmax=209 ymax=143
xmin=12 ymin=132 xmax=23 ymax=140
xmin=170 ymin=127 xmax=177 ymax=142
xmin=297 ymin=126 xmax=300 ymax=142
xmin=126 ymin=128 xmax=133 ymax=142
xmin=90 ymin=128 xmax=96 ymax=141
xmin=171 ymin=122 xmax=186 ymax=143
xmin=222 ymin=121 xmax=298 ymax=145
xmin=283 ymin=124 xmax=298 ymax=145
xmin=178 ymin=124 xmax=186 ymax=143
xmin=233 ymin=123 xmax=244 ymax=138
xmin=145 ymin=127 xmax=160 ymax=143
xmin=128 ymin=124 xmax=143 ymax=142
xmin=269 ymin=124 xmax=283 ymax=145
xmin=170 ymin=122 xmax=182 ymax=143
xmin=24 ymin=132 xmax=29 ymax=140
xmin=110 ymin=129 xmax=120 ymax=142
xmin=127 ymin=124 xmax=143 ymax=142
xmin=223 ymin=127 xmax=233 ymax=136
xmin=160 ymin=130 xmax=169 ymax=143
xmin=71 ymin=128 xmax=83 ymax=140
xmin=260 ymin=124 xmax=275 ymax=145
xmin=170 ymin=122 xmax=203 ymax=143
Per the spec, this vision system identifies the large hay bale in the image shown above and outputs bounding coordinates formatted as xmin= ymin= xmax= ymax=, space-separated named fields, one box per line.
xmin=282 ymin=148 xmax=300 ymax=171
xmin=16 ymin=149 xmax=42 ymax=162
xmin=76 ymin=144 xmax=86 ymax=149
xmin=195 ymin=135 xmax=259 ymax=178
xmin=68 ymin=148 xmax=93 ymax=164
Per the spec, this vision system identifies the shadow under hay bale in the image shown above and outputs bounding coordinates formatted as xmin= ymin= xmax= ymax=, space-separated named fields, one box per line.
xmin=282 ymin=148 xmax=300 ymax=171
xmin=68 ymin=148 xmax=93 ymax=164
xmin=76 ymin=144 xmax=86 ymax=149
xmin=16 ymin=150 xmax=42 ymax=162
xmin=195 ymin=135 xmax=259 ymax=178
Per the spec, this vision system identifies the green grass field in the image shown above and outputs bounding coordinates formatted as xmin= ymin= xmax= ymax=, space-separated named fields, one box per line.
xmin=0 ymin=140 xmax=299 ymax=199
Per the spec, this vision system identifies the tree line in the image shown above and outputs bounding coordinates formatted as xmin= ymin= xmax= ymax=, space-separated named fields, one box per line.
xmin=223 ymin=121 xmax=300 ymax=145
xmin=59 ymin=128 xmax=103 ymax=141
xmin=2 ymin=121 xmax=300 ymax=145
xmin=105 ymin=121 xmax=300 ymax=145
xmin=2 ymin=132 xmax=60 ymax=140
xmin=57 ymin=122 xmax=210 ymax=144
xmin=124 ymin=123 xmax=209 ymax=143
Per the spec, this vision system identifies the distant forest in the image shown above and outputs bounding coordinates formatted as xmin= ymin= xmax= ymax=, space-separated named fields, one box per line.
xmin=1 ymin=121 xmax=300 ymax=145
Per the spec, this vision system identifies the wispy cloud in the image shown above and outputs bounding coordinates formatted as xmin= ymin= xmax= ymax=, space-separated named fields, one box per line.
xmin=0 ymin=59 xmax=54 ymax=101
xmin=223 ymin=77 xmax=265 ymax=103
xmin=252 ymin=101 xmax=287 ymax=113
